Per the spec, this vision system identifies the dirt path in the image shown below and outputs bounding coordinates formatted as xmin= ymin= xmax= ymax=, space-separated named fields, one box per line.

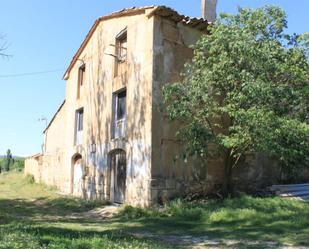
xmin=75 ymin=205 xmax=120 ymax=220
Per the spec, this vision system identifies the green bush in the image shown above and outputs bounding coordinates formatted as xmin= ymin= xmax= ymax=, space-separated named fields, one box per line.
xmin=118 ymin=199 xmax=204 ymax=221
xmin=118 ymin=206 xmax=150 ymax=219
xmin=164 ymin=199 xmax=204 ymax=220
xmin=11 ymin=160 xmax=25 ymax=172
xmin=24 ymin=175 xmax=35 ymax=185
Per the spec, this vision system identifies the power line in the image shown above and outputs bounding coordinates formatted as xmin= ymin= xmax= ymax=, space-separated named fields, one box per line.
xmin=0 ymin=69 xmax=64 ymax=78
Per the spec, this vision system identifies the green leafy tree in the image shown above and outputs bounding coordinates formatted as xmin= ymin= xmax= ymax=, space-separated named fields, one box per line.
xmin=4 ymin=149 xmax=13 ymax=171
xmin=163 ymin=6 xmax=309 ymax=194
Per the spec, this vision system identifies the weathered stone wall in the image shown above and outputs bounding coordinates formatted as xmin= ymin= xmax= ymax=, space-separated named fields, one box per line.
xmin=233 ymin=154 xmax=309 ymax=192
xmin=25 ymin=152 xmax=70 ymax=193
xmin=68 ymin=10 xmax=154 ymax=206
xmin=149 ymin=15 xmax=309 ymax=201
xmin=24 ymin=155 xmax=41 ymax=182
xmin=24 ymin=100 xmax=72 ymax=194
xmin=150 ymin=16 xmax=225 ymax=203
xmin=26 ymin=9 xmax=155 ymax=207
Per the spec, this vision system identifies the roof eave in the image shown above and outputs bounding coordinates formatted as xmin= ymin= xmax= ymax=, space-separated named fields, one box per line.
xmin=62 ymin=7 xmax=155 ymax=80
xmin=62 ymin=6 xmax=209 ymax=80
xmin=43 ymin=100 xmax=66 ymax=134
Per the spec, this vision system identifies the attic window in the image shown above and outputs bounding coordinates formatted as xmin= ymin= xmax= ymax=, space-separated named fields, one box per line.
xmin=77 ymin=64 xmax=85 ymax=99
xmin=116 ymin=29 xmax=127 ymax=62
xmin=114 ymin=29 xmax=127 ymax=77
xmin=78 ymin=64 xmax=86 ymax=86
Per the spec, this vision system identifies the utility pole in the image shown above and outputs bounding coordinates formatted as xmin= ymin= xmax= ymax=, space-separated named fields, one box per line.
xmin=38 ymin=117 xmax=48 ymax=154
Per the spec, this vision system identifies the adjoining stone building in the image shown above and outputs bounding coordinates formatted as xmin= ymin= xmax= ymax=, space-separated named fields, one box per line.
xmin=25 ymin=6 xmax=217 ymax=206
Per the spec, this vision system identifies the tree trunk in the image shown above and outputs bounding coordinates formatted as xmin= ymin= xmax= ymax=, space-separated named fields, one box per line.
xmin=222 ymin=149 xmax=233 ymax=196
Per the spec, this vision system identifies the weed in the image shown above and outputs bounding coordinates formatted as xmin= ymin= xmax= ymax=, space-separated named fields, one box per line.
xmin=24 ymin=174 xmax=35 ymax=184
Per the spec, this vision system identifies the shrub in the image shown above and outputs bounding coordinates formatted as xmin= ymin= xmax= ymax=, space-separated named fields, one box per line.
xmin=24 ymin=174 xmax=35 ymax=185
xmin=118 ymin=199 xmax=204 ymax=221
xmin=11 ymin=160 xmax=25 ymax=172
xmin=118 ymin=205 xmax=150 ymax=219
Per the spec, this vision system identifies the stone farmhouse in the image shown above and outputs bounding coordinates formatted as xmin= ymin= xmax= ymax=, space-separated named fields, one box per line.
xmin=24 ymin=4 xmax=222 ymax=206
xmin=26 ymin=2 xmax=292 ymax=206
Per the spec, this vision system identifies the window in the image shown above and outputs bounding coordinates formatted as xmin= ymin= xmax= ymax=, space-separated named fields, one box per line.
xmin=76 ymin=109 xmax=84 ymax=131
xmin=117 ymin=35 xmax=127 ymax=62
xmin=77 ymin=64 xmax=86 ymax=99
xmin=114 ymin=29 xmax=127 ymax=76
xmin=116 ymin=91 xmax=126 ymax=121
xmin=112 ymin=90 xmax=126 ymax=138
xmin=75 ymin=108 xmax=84 ymax=145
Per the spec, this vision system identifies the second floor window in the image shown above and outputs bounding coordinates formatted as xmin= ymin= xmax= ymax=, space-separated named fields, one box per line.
xmin=75 ymin=108 xmax=84 ymax=145
xmin=116 ymin=91 xmax=126 ymax=121
xmin=112 ymin=90 xmax=126 ymax=138
xmin=77 ymin=64 xmax=85 ymax=99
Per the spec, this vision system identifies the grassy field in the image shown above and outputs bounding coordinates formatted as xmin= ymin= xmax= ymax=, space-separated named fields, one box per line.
xmin=0 ymin=172 xmax=309 ymax=248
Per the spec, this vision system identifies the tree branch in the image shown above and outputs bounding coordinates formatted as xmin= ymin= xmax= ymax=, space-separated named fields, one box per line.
xmin=0 ymin=34 xmax=11 ymax=58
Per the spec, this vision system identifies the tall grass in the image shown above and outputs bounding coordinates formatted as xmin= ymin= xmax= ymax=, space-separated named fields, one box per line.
xmin=1 ymin=172 xmax=309 ymax=248
xmin=0 ymin=226 xmax=170 ymax=249
xmin=118 ymin=196 xmax=309 ymax=246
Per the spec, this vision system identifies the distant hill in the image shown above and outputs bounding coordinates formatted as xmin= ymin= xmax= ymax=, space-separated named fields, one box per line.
xmin=0 ymin=155 xmax=24 ymax=159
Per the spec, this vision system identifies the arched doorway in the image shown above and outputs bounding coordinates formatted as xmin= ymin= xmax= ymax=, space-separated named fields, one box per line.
xmin=71 ymin=154 xmax=84 ymax=197
xmin=110 ymin=150 xmax=126 ymax=203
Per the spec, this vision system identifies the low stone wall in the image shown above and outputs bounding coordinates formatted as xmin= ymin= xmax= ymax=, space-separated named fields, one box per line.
xmin=233 ymin=154 xmax=309 ymax=192
xmin=24 ymin=155 xmax=42 ymax=182
xmin=24 ymin=152 xmax=71 ymax=193
xmin=149 ymin=153 xmax=309 ymax=202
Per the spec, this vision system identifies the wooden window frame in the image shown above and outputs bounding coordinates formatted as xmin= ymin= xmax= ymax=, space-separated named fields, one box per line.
xmin=116 ymin=90 xmax=126 ymax=122
xmin=75 ymin=108 xmax=84 ymax=145
xmin=76 ymin=108 xmax=84 ymax=132
xmin=111 ymin=89 xmax=127 ymax=139
xmin=114 ymin=29 xmax=127 ymax=77
xmin=77 ymin=64 xmax=86 ymax=99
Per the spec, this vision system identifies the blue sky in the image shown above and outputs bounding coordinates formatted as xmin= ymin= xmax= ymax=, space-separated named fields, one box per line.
xmin=0 ymin=0 xmax=308 ymax=156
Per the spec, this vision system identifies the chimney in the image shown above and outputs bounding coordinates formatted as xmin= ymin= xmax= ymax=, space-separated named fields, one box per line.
xmin=201 ymin=0 xmax=218 ymax=22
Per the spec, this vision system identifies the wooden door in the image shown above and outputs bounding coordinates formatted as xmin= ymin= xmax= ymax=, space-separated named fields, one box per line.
xmin=73 ymin=159 xmax=83 ymax=196
xmin=112 ymin=151 xmax=126 ymax=203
